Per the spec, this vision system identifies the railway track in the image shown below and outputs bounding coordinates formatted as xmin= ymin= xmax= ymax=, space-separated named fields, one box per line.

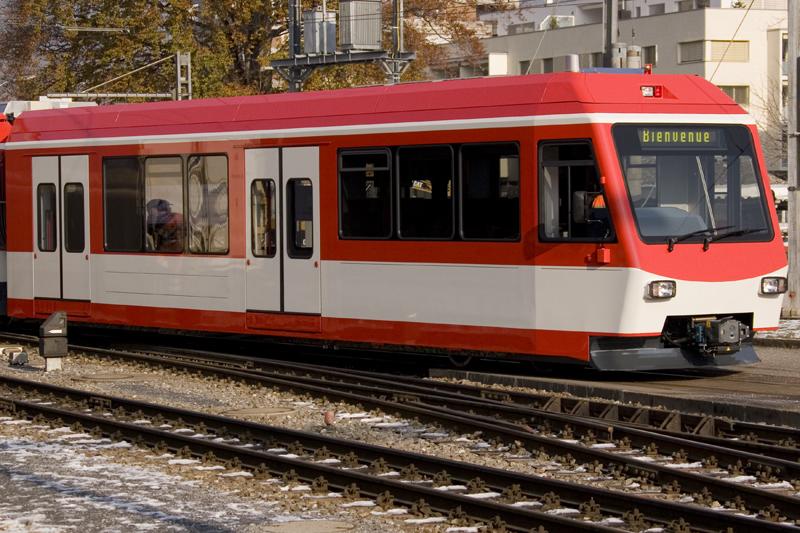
xmin=3 ymin=331 xmax=800 ymax=527
xmin=0 ymin=373 xmax=795 ymax=533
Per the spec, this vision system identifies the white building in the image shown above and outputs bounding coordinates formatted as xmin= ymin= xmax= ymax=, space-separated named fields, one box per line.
xmin=438 ymin=1 xmax=788 ymax=173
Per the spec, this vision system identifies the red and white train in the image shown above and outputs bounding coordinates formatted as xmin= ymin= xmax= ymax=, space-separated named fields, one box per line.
xmin=0 ymin=72 xmax=788 ymax=370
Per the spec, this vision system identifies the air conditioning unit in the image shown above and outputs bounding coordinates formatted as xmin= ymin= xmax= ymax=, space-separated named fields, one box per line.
xmin=304 ymin=7 xmax=336 ymax=55
xmin=339 ymin=0 xmax=382 ymax=51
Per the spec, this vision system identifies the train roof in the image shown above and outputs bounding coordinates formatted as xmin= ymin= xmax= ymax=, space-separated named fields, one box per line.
xmin=6 ymin=72 xmax=749 ymax=146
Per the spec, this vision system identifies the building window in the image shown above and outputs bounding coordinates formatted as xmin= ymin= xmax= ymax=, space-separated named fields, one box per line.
xmin=679 ymin=40 xmax=704 ymax=63
xmin=251 ymin=179 xmax=276 ymax=258
xmin=339 ymin=149 xmax=392 ymax=239
xmin=460 ymin=143 xmax=520 ymax=240
xmin=397 ymin=146 xmax=454 ymax=240
xmin=104 ymin=158 xmax=142 ymax=252
xmin=287 ymin=178 xmax=313 ymax=259
xmin=145 ymin=157 xmax=184 ymax=253
xmin=541 ymin=58 xmax=554 ymax=73
xmin=649 ymin=3 xmax=665 ymax=15
xmin=37 ymin=183 xmax=57 ymax=252
xmin=718 ymin=85 xmax=750 ymax=107
xmin=643 ymin=45 xmax=657 ymax=66
xmin=710 ymin=40 xmax=749 ymax=62
xmin=539 ymin=141 xmax=614 ymax=242
xmin=519 ymin=60 xmax=531 ymax=75
xmin=187 ymin=155 xmax=228 ymax=254
xmin=63 ymin=183 xmax=84 ymax=253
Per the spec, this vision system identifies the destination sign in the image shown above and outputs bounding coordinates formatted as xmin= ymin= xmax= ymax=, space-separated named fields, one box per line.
xmin=637 ymin=127 xmax=725 ymax=150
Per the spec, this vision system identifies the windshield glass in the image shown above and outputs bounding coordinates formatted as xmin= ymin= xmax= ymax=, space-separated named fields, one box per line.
xmin=613 ymin=124 xmax=772 ymax=244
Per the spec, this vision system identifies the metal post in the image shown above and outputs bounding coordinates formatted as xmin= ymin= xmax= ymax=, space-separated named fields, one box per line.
xmin=287 ymin=0 xmax=303 ymax=92
xmin=784 ymin=2 xmax=800 ymax=317
xmin=603 ymin=0 xmax=619 ymax=67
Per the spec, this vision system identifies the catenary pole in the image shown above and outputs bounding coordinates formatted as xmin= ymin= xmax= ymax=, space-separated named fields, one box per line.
xmin=784 ymin=1 xmax=800 ymax=317
xmin=603 ymin=0 xmax=619 ymax=67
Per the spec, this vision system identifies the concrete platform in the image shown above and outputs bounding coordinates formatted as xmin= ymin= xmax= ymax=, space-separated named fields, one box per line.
xmin=430 ymin=345 xmax=800 ymax=428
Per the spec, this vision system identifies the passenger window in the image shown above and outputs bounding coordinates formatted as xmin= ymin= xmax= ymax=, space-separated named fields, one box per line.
xmin=397 ymin=146 xmax=454 ymax=239
xmin=145 ymin=157 xmax=184 ymax=253
xmin=287 ymin=178 xmax=313 ymax=259
xmin=37 ymin=183 xmax=57 ymax=252
xmin=460 ymin=143 xmax=520 ymax=240
xmin=339 ymin=149 xmax=392 ymax=239
xmin=104 ymin=158 xmax=142 ymax=252
xmin=251 ymin=179 xmax=277 ymax=257
xmin=539 ymin=141 xmax=613 ymax=242
xmin=63 ymin=183 xmax=85 ymax=253
xmin=187 ymin=155 xmax=228 ymax=254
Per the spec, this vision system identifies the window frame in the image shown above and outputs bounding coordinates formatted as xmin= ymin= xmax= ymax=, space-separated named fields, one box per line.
xmin=458 ymin=141 xmax=522 ymax=242
xmin=36 ymin=183 xmax=57 ymax=252
xmin=63 ymin=182 xmax=85 ymax=253
xmin=286 ymin=177 xmax=314 ymax=259
xmin=538 ymin=139 xmax=616 ymax=243
xmin=186 ymin=153 xmax=230 ymax=255
xmin=251 ymin=178 xmax=277 ymax=258
xmin=338 ymin=148 xmax=393 ymax=240
xmin=143 ymin=155 xmax=185 ymax=254
xmin=102 ymin=156 xmax=143 ymax=253
xmin=396 ymin=144 xmax=456 ymax=241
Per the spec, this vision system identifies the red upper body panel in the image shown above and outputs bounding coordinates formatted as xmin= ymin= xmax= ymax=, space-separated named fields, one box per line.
xmin=7 ymin=73 xmax=746 ymax=144
xmin=0 ymin=115 xmax=10 ymax=143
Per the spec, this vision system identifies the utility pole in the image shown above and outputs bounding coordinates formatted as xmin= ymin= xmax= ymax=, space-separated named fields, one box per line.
xmin=603 ymin=0 xmax=619 ymax=67
xmin=783 ymin=2 xmax=800 ymax=317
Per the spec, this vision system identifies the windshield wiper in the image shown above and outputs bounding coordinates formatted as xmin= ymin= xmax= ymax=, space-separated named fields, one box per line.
xmin=667 ymin=225 xmax=735 ymax=252
xmin=707 ymin=227 xmax=767 ymax=244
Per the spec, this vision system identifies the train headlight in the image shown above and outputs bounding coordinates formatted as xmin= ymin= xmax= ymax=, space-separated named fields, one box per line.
xmin=761 ymin=277 xmax=787 ymax=295
xmin=648 ymin=280 xmax=676 ymax=299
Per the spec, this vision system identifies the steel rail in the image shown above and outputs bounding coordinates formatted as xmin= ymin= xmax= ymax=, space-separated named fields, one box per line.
xmin=82 ymin=338 xmax=800 ymax=453
xmin=48 ymin=344 xmax=800 ymax=521
xmin=0 ymin=374 xmax=792 ymax=533
xmin=76 ymin=343 xmax=800 ymax=481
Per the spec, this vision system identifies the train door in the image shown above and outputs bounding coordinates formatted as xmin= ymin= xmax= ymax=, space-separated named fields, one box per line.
xmin=245 ymin=147 xmax=320 ymax=317
xmin=281 ymin=147 xmax=320 ymax=314
xmin=32 ymin=155 xmax=90 ymax=301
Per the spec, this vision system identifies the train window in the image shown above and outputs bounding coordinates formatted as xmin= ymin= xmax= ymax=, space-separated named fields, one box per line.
xmin=187 ymin=155 xmax=229 ymax=254
xmin=539 ymin=141 xmax=614 ymax=242
xmin=63 ymin=183 xmax=85 ymax=253
xmin=287 ymin=178 xmax=313 ymax=259
xmin=36 ymin=183 xmax=57 ymax=252
xmin=145 ymin=157 xmax=184 ymax=253
xmin=104 ymin=158 xmax=143 ymax=252
xmin=251 ymin=179 xmax=277 ymax=258
xmin=397 ymin=146 xmax=454 ymax=239
xmin=460 ymin=143 xmax=520 ymax=240
xmin=339 ymin=149 xmax=392 ymax=239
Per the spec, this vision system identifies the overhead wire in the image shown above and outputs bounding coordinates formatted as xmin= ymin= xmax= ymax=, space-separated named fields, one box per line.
xmin=709 ymin=0 xmax=756 ymax=82
xmin=525 ymin=0 xmax=562 ymax=75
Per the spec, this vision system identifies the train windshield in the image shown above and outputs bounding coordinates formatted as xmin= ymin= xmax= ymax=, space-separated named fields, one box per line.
xmin=613 ymin=124 xmax=773 ymax=245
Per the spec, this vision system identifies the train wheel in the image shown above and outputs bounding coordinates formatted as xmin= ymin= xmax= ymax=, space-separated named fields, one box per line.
xmin=447 ymin=354 xmax=473 ymax=368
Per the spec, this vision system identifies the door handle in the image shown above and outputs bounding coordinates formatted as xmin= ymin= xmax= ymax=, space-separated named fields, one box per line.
xmin=246 ymin=259 xmax=251 ymax=266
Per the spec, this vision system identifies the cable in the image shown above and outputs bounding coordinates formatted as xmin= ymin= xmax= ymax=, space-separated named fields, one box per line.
xmin=709 ymin=0 xmax=755 ymax=82
xmin=525 ymin=0 xmax=562 ymax=75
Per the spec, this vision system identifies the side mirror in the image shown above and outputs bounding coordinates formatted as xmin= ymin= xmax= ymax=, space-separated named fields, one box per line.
xmin=572 ymin=191 xmax=603 ymax=224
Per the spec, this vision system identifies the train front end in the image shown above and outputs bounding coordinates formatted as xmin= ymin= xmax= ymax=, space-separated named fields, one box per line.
xmin=586 ymin=120 xmax=786 ymax=371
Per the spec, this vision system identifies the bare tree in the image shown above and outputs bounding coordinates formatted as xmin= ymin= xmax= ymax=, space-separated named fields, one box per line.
xmin=753 ymin=81 xmax=788 ymax=179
